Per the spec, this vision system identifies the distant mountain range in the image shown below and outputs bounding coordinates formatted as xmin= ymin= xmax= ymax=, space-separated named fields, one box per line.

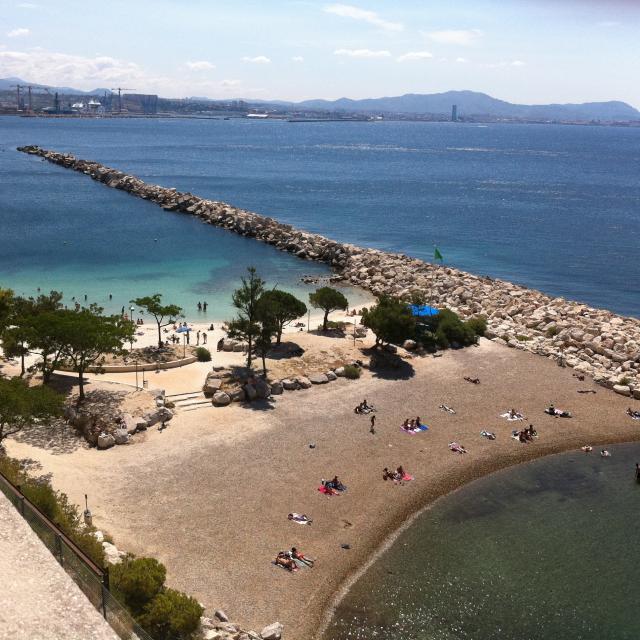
xmin=296 ymin=90 xmax=640 ymax=121
xmin=0 ymin=77 xmax=112 ymax=95
xmin=1 ymin=78 xmax=638 ymax=121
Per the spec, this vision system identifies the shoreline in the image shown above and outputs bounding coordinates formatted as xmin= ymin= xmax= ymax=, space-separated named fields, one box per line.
xmin=15 ymin=146 xmax=640 ymax=398
xmin=314 ymin=433 xmax=640 ymax=640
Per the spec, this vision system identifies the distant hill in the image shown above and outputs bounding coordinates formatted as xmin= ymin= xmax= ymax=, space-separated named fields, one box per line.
xmin=0 ymin=77 xmax=111 ymax=95
xmin=298 ymin=90 xmax=640 ymax=121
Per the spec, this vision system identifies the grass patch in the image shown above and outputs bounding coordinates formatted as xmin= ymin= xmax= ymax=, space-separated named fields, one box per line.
xmin=343 ymin=364 xmax=361 ymax=379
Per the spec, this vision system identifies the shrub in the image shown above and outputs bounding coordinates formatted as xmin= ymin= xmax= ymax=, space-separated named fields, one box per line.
xmin=434 ymin=309 xmax=476 ymax=347
xmin=138 ymin=588 xmax=204 ymax=640
xmin=111 ymin=557 xmax=166 ymax=615
xmin=515 ymin=334 xmax=532 ymax=342
xmin=465 ymin=315 xmax=487 ymax=337
xmin=619 ymin=377 xmax=631 ymax=386
xmin=343 ymin=364 xmax=361 ymax=379
xmin=546 ymin=325 xmax=559 ymax=338
xmin=195 ymin=347 xmax=211 ymax=362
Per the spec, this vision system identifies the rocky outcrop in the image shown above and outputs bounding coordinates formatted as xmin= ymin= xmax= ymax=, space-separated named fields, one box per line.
xmin=18 ymin=146 xmax=640 ymax=394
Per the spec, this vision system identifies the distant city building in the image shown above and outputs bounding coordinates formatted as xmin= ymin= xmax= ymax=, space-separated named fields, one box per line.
xmin=451 ymin=104 xmax=458 ymax=122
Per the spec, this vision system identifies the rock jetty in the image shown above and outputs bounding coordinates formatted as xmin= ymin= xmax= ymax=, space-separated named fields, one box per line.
xmin=17 ymin=146 xmax=640 ymax=396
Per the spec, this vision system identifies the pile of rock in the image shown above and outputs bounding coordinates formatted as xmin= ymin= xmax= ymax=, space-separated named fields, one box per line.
xmin=64 ymin=392 xmax=173 ymax=449
xmin=199 ymin=613 xmax=283 ymax=640
xmin=18 ymin=146 xmax=639 ymax=396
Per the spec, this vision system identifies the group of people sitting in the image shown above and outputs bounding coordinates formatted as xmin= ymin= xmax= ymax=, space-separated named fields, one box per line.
xmin=354 ymin=399 xmax=376 ymax=414
xmin=626 ymin=407 xmax=640 ymax=420
xmin=319 ymin=476 xmax=347 ymax=495
xmin=400 ymin=417 xmax=424 ymax=432
xmin=275 ymin=547 xmax=314 ymax=572
xmin=513 ymin=424 xmax=537 ymax=443
xmin=382 ymin=466 xmax=411 ymax=482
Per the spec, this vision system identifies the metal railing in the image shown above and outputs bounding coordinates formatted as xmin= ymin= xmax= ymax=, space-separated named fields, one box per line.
xmin=0 ymin=470 xmax=153 ymax=640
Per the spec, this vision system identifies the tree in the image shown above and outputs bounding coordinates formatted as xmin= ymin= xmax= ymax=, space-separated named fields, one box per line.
xmin=111 ymin=556 xmax=166 ymax=615
xmin=0 ymin=287 xmax=14 ymax=334
xmin=62 ymin=305 xmax=135 ymax=401
xmin=363 ymin=297 xmax=417 ymax=348
xmin=309 ymin=287 xmax=348 ymax=331
xmin=257 ymin=290 xmax=307 ymax=345
xmin=131 ymin=294 xmax=183 ymax=349
xmin=226 ymin=267 xmax=265 ymax=368
xmin=254 ymin=320 xmax=278 ymax=376
xmin=29 ymin=311 xmax=72 ymax=384
xmin=138 ymin=588 xmax=203 ymax=640
xmin=0 ymin=376 xmax=64 ymax=447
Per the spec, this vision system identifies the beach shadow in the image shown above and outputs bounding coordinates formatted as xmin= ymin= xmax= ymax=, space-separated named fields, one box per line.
xmin=267 ymin=341 xmax=305 ymax=360
xmin=11 ymin=418 xmax=84 ymax=455
xmin=238 ymin=397 xmax=277 ymax=412
xmin=366 ymin=349 xmax=415 ymax=380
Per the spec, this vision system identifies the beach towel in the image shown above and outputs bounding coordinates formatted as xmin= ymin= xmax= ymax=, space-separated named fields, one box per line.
xmin=628 ymin=413 xmax=640 ymax=420
xmin=317 ymin=486 xmax=339 ymax=496
xmin=500 ymin=412 xmax=525 ymax=421
xmin=480 ymin=430 xmax=496 ymax=440
xmin=394 ymin=473 xmax=414 ymax=482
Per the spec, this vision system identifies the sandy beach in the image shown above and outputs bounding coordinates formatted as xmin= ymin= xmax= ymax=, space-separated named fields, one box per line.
xmin=5 ymin=333 xmax=640 ymax=639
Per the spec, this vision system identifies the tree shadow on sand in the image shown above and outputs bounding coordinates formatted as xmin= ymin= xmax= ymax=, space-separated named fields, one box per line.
xmin=11 ymin=418 xmax=86 ymax=455
xmin=266 ymin=341 xmax=305 ymax=360
xmin=365 ymin=349 xmax=415 ymax=381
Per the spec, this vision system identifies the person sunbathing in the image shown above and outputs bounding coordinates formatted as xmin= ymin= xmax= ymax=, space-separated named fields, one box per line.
xmin=480 ymin=430 xmax=496 ymax=440
xmin=396 ymin=465 xmax=406 ymax=479
xmin=439 ymin=404 xmax=456 ymax=414
xmin=449 ymin=442 xmax=467 ymax=454
xmin=581 ymin=445 xmax=593 ymax=453
xmin=383 ymin=467 xmax=392 ymax=481
xmin=509 ymin=408 xmax=519 ymax=420
xmin=464 ymin=376 xmax=480 ymax=384
xmin=601 ymin=449 xmax=611 ymax=458
xmin=290 ymin=547 xmax=314 ymax=566
xmin=275 ymin=552 xmax=297 ymax=572
xmin=627 ymin=408 xmax=640 ymax=419
xmin=401 ymin=419 xmax=410 ymax=430
xmin=288 ymin=513 xmax=312 ymax=525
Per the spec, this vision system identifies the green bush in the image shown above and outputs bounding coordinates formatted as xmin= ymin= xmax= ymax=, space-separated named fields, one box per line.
xmin=515 ymin=334 xmax=532 ymax=342
xmin=111 ymin=557 xmax=166 ymax=615
xmin=546 ymin=325 xmax=559 ymax=338
xmin=619 ymin=377 xmax=631 ymax=386
xmin=434 ymin=309 xmax=476 ymax=347
xmin=195 ymin=347 xmax=211 ymax=362
xmin=343 ymin=364 xmax=361 ymax=379
xmin=138 ymin=588 xmax=204 ymax=640
xmin=465 ymin=315 xmax=487 ymax=337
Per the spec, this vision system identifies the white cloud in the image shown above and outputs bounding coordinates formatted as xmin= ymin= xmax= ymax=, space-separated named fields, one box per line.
xmin=423 ymin=29 xmax=483 ymax=46
xmin=7 ymin=27 xmax=31 ymax=37
xmin=511 ymin=60 xmax=525 ymax=66
xmin=292 ymin=56 xmax=304 ymax=63
xmin=186 ymin=60 xmax=215 ymax=71
xmin=334 ymin=48 xmax=391 ymax=58
xmin=397 ymin=51 xmax=433 ymax=62
xmin=17 ymin=3 xmax=39 ymax=8
xmin=241 ymin=55 xmax=271 ymax=64
xmin=456 ymin=57 xmax=468 ymax=63
xmin=324 ymin=4 xmax=403 ymax=32
xmin=220 ymin=79 xmax=241 ymax=87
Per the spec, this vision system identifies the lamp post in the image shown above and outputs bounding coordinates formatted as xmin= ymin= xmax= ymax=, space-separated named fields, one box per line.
xmin=134 ymin=360 xmax=139 ymax=390
xmin=130 ymin=306 xmax=135 ymax=323
xmin=307 ymin=308 xmax=311 ymax=333
xmin=183 ymin=332 xmax=186 ymax=358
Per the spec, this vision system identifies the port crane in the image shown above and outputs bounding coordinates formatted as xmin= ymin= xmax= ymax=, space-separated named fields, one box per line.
xmin=110 ymin=88 xmax=134 ymax=113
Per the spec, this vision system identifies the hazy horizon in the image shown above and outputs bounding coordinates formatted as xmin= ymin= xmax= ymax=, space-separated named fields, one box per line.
xmin=1 ymin=0 xmax=639 ymax=108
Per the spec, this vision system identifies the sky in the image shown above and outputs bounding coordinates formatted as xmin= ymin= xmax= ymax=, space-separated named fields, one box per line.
xmin=1 ymin=0 xmax=639 ymax=106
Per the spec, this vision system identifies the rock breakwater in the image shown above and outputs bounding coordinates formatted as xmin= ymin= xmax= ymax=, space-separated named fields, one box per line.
xmin=17 ymin=145 xmax=640 ymax=395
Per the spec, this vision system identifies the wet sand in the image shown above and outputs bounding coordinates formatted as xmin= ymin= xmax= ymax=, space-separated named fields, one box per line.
xmin=6 ymin=339 xmax=640 ymax=639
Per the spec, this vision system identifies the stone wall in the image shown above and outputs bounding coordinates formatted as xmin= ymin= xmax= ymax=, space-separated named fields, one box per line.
xmin=17 ymin=146 xmax=640 ymax=396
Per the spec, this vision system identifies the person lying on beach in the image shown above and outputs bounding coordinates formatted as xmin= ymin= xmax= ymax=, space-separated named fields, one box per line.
xmin=275 ymin=552 xmax=298 ymax=572
xmin=449 ymin=442 xmax=467 ymax=454
xmin=500 ymin=410 xmax=525 ymax=421
xmin=581 ymin=445 xmax=593 ymax=453
xmin=545 ymin=405 xmax=572 ymax=418
xmin=323 ymin=476 xmax=347 ymax=492
xmin=464 ymin=376 xmax=480 ymax=384
xmin=288 ymin=513 xmax=312 ymax=525
xmin=289 ymin=547 xmax=314 ymax=567
xmin=577 ymin=389 xmax=597 ymax=394
xmin=439 ymin=404 xmax=456 ymax=414
xmin=601 ymin=449 xmax=611 ymax=458
xmin=480 ymin=430 xmax=496 ymax=440
xmin=626 ymin=408 xmax=640 ymax=420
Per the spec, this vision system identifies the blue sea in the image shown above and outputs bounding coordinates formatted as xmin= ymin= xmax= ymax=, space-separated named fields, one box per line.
xmin=0 ymin=117 xmax=639 ymax=318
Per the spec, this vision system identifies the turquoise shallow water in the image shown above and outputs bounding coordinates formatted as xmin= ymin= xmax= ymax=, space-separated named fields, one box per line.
xmin=1 ymin=117 xmax=639 ymax=318
xmin=324 ymin=443 xmax=640 ymax=640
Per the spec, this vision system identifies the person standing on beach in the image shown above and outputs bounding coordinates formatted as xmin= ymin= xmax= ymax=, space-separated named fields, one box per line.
xmin=202 ymin=332 xmax=207 ymax=344
xmin=203 ymin=301 xmax=208 ymax=311
xmin=370 ymin=415 xmax=376 ymax=434
xmin=196 ymin=330 xmax=200 ymax=345
xmin=197 ymin=301 xmax=202 ymax=311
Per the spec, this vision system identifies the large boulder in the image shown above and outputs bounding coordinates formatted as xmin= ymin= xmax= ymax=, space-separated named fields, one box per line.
xmin=613 ymin=384 xmax=631 ymax=397
xmin=281 ymin=378 xmax=298 ymax=391
xmin=121 ymin=413 xmax=138 ymax=435
xmin=102 ymin=541 xmax=124 ymax=565
xmin=97 ymin=433 xmax=115 ymax=450
xmin=325 ymin=370 xmax=337 ymax=381
xmin=114 ymin=428 xmax=129 ymax=445
xmin=260 ymin=622 xmax=283 ymax=640
xmin=203 ymin=375 xmax=223 ymax=397
xmin=254 ymin=378 xmax=272 ymax=399
xmin=296 ymin=376 xmax=312 ymax=389
xmin=243 ymin=384 xmax=258 ymax=401
xmin=270 ymin=381 xmax=284 ymax=395
xmin=403 ymin=339 xmax=417 ymax=351
xmin=144 ymin=407 xmax=173 ymax=427
xmin=212 ymin=391 xmax=231 ymax=406
xmin=309 ymin=373 xmax=329 ymax=385
xmin=334 ymin=366 xmax=346 ymax=377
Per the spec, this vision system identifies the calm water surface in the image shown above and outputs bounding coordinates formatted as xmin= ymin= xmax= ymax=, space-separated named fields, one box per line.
xmin=1 ymin=117 xmax=638 ymax=317
xmin=324 ymin=443 xmax=640 ymax=640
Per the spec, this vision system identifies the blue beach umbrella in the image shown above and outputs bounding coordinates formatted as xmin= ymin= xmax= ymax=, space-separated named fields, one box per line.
xmin=409 ymin=304 xmax=439 ymax=317
xmin=175 ymin=325 xmax=191 ymax=333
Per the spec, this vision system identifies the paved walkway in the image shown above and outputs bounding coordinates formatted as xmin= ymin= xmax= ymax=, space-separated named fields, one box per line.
xmin=0 ymin=491 xmax=118 ymax=640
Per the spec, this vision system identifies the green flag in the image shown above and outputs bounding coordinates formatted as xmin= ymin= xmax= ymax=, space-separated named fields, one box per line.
xmin=434 ymin=246 xmax=443 ymax=262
